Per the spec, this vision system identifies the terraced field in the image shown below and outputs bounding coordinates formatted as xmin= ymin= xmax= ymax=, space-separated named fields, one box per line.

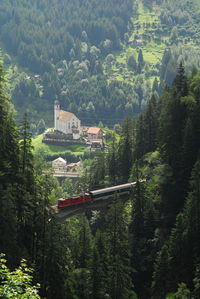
xmin=104 ymin=0 xmax=168 ymax=86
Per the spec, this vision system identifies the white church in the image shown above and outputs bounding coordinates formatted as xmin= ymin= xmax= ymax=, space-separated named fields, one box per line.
xmin=54 ymin=100 xmax=81 ymax=140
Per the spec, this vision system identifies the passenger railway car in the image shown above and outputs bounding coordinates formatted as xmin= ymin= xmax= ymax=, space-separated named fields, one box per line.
xmin=90 ymin=182 xmax=136 ymax=201
xmin=57 ymin=182 xmax=137 ymax=208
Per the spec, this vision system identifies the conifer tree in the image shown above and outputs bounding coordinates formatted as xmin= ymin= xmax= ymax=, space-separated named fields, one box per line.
xmin=106 ymin=199 xmax=137 ymax=299
xmin=74 ymin=215 xmax=93 ymax=298
xmin=152 ymin=77 xmax=159 ymax=93
xmin=137 ymin=49 xmax=144 ymax=73
xmin=0 ymin=58 xmax=20 ymax=262
xmin=16 ymin=113 xmax=36 ymax=259
xmin=152 ymin=245 xmax=170 ymax=299
xmin=107 ymin=134 xmax=118 ymax=184
xmin=91 ymin=231 xmax=109 ymax=299
xmin=43 ymin=219 xmax=76 ymax=299
xmin=118 ymin=117 xmax=134 ymax=183
xmin=173 ymin=62 xmax=188 ymax=97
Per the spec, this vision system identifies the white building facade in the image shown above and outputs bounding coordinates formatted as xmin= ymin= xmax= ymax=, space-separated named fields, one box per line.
xmin=52 ymin=157 xmax=67 ymax=170
xmin=54 ymin=101 xmax=81 ymax=139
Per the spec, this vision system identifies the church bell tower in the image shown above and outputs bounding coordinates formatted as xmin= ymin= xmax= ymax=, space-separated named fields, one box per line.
xmin=54 ymin=100 xmax=60 ymax=130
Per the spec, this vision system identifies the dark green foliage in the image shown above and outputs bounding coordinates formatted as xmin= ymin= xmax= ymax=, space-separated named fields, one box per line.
xmin=127 ymin=54 xmax=137 ymax=70
xmin=118 ymin=117 xmax=134 ymax=183
xmin=2 ymin=44 xmax=200 ymax=298
xmin=91 ymin=231 xmax=109 ymax=298
xmin=173 ymin=62 xmax=188 ymax=96
xmin=137 ymin=49 xmax=144 ymax=73
xmin=0 ymin=0 xmax=143 ymax=126
xmin=134 ymin=95 xmax=158 ymax=159
xmin=106 ymin=199 xmax=137 ymax=299
xmin=152 ymin=245 xmax=170 ymax=299
xmin=0 ymin=58 xmax=20 ymax=262
xmin=89 ymin=153 xmax=106 ymax=189
xmin=107 ymin=134 xmax=119 ymax=185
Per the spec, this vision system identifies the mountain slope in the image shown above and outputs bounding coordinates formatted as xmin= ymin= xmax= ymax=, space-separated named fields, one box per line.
xmin=1 ymin=0 xmax=200 ymax=129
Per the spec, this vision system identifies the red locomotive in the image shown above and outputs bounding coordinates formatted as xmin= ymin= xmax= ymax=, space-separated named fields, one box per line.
xmin=57 ymin=182 xmax=137 ymax=209
xmin=57 ymin=193 xmax=91 ymax=208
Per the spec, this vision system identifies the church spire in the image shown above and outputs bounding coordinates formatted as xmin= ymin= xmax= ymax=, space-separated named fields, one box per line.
xmin=54 ymin=100 xmax=60 ymax=130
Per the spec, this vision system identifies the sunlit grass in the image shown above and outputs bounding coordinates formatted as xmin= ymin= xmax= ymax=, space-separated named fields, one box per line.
xmin=193 ymin=0 xmax=200 ymax=11
xmin=32 ymin=133 xmax=88 ymax=156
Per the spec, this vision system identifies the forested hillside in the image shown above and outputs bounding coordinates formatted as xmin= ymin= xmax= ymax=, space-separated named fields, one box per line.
xmin=1 ymin=55 xmax=200 ymax=297
xmin=1 ymin=1 xmax=200 ymax=297
xmin=0 ymin=0 xmax=135 ymax=127
xmin=1 ymin=0 xmax=200 ymax=130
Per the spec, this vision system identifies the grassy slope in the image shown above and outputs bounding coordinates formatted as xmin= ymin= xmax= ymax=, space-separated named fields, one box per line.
xmin=32 ymin=134 xmax=88 ymax=156
xmin=104 ymin=0 xmax=167 ymax=87
xmin=104 ymin=0 xmax=200 ymax=88
xmin=193 ymin=0 xmax=200 ymax=10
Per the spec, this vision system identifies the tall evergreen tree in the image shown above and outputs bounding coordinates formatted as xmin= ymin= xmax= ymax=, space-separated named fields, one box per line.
xmin=91 ymin=231 xmax=109 ymax=298
xmin=0 ymin=58 xmax=20 ymax=262
xmin=118 ymin=117 xmax=134 ymax=183
xmin=173 ymin=62 xmax=188 ymax=97
xmin=106 ymin=199 xmax=137 ymax=299
xmin=107 ymin=134 xmax=119 ymax=185
xmin=151 ymin=245 xmax=170 ymax=299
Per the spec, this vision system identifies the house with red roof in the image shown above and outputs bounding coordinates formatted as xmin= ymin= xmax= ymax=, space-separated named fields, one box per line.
xmin=87 ymin=127 xmax=103 ymax=140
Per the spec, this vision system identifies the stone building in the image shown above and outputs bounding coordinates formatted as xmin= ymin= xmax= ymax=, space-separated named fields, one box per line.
xmin=54 ymin=101 xmax=81 ymax=139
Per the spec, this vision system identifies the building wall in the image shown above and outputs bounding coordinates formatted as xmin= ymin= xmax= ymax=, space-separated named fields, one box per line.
xmin=54 ymin=102 xmax=81 ymax=137
xmin=88 ymin=131 xmax=103 ymax=140
xmin=52 ymin=160 xmax=66 ymax=168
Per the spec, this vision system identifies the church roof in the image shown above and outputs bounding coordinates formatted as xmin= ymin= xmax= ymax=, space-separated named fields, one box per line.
xmin=58 ymin=110 xmax=77 ymax=122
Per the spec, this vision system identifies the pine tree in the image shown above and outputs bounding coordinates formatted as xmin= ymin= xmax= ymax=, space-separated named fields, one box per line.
xmin=152 ymin=77 xmax=159 ymax=93
xmin=129 ymin=177 xmax=150 ymax=298
xmin=16 ymin=113 xmax=36 ymax=259
xmin=0 ymin=58 xmax=20 ymax=262
xmin=137 ymin=49 xmax=144 ymax=73
xmin=152 ymin=245 xmax=170 ymax=299
xmin=91 ymin=232 xmax=109 ymax=299
xmin=118 ymin=117 xmax=134 ymax=183
xmin=107 ymin=134 xmax=118 ymax=184
xmin=173 ymin=62 xmax=188 ymax=97
xmin=74 ymin=215 xmax=93 ymax=298
xmin=106 ymin=199 xmax=137 ymax=299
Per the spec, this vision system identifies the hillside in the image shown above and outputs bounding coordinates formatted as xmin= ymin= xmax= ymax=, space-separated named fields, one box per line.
xmin=1 ymin=0 xmax=200 ymax=130
xmin=1 ymin=53 xmax=200 ymax=298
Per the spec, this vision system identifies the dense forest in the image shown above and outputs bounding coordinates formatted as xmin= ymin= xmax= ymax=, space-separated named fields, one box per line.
xmin=1 ymin=0 xmax=200 ymax=298
xmin=1 ymin=56 xmax=200 ymax=298
xmin=1 ymin=0 xmax=200 ymax=130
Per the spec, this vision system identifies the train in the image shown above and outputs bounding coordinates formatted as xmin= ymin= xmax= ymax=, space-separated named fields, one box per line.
xmin=57 ymin=182 xmax=137 ymax=208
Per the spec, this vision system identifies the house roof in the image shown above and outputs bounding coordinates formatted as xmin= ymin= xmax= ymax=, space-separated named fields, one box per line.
xmin=87 ymin=127 xmax=102 ymax=135
xmin=52 ymin=157 xmax=66 ymax=164
xmin=58 ymin=110 xmax=77 ymax=122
